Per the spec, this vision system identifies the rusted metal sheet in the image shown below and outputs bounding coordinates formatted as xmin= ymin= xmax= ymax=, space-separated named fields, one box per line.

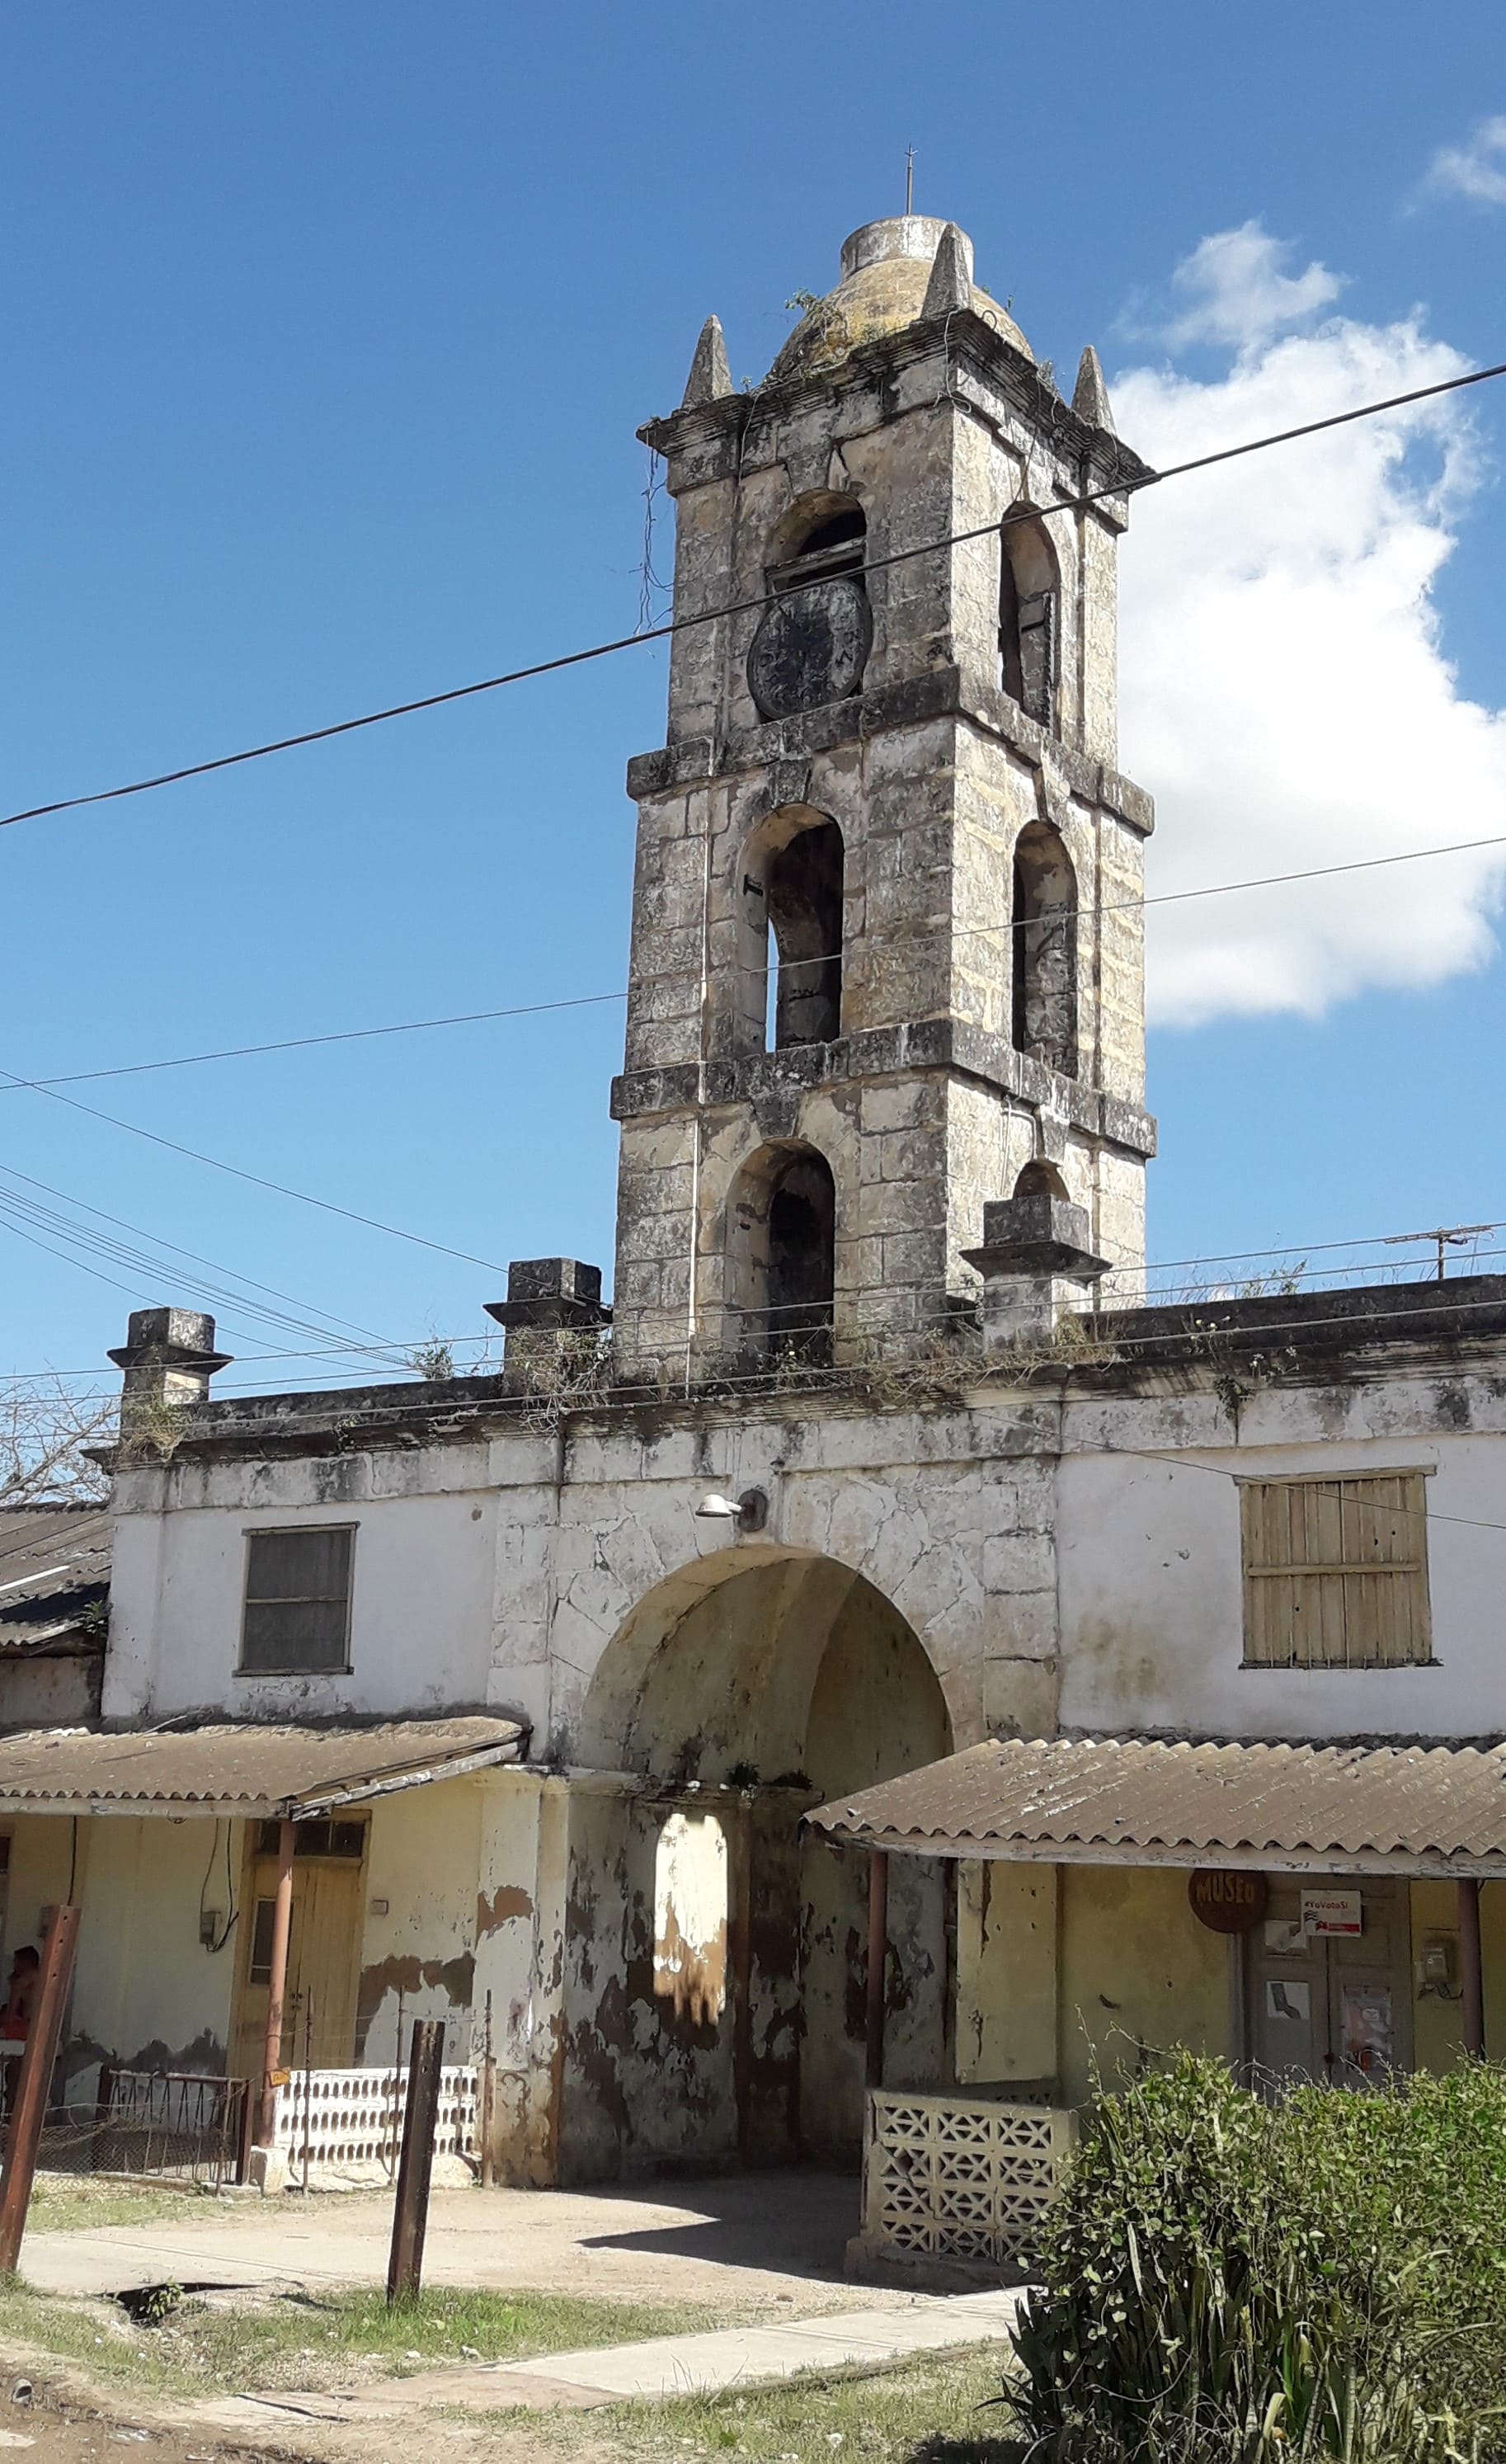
xmin=0 ymin=1714 xmax=524 ymax=1816
xmin=806 ymin=1736 xmax=1506 ymax=1879
xmin=0 ymin=1507 xmax=109 ymax=1653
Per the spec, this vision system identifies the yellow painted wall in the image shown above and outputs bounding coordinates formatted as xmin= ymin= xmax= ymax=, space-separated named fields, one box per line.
xmin=952 ymin=1860 xmax=1234 ymax=2108
xmin=73 ymin=1817 xmax=238 ymax=2072
xmin=1 ymin=1814 xmax=240 ymax=2099
xmin=1409 ymin=1877 xmax=1506 ymax=2071
xmin=1058 ymin=1865 xmax=1232 ymax=2109
xmin=957 ymin=1861 xmax=1058 ymax=2085
xmin=355 ymin=1777 xmax=485 ymax=2062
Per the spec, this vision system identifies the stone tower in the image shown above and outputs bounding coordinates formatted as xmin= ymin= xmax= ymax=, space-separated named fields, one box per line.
xmin=609 ymin=214 xmax=1156 ymax=1383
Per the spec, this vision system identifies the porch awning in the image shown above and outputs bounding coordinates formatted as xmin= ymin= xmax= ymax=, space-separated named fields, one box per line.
xmin=806 ymin=1736 xmax=1506 ymax=1880
xmin=0 ymin=1714 xmax=525 ymax=1819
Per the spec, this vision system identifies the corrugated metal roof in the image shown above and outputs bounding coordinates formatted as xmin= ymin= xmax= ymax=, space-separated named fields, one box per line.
xmin=0 ymin=1714 xmax=524 ymax=1816
xmin=0 ymin=1508 xmax=109 ymax=1654
xmin=806 ymin=1736 xmax=1506 ymax=1878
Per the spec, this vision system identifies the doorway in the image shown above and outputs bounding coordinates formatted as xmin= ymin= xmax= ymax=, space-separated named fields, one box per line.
xmin=1245 ymin=1877 xmax=1413 ymax=2086
xmin=230 ymin=1819 xmax=366 ymax=2082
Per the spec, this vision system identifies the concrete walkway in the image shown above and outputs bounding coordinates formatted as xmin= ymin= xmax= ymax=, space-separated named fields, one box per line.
xmin=23 ymin=2171 xmax=899 ymax=2311
xmin=188 ymin=2286 xmax=1025 ymax=2432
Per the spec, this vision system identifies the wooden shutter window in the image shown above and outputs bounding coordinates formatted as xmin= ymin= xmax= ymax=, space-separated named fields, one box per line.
xmin=1016 ymin=589 xmax=1057 ymax=726
xmin=240 ymin=1526 xmax=354 ymax=1675
xmin=1240 ymin=1472 xmax=1432 ymax=1670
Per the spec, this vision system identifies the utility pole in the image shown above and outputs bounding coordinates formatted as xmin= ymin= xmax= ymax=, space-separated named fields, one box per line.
xmin=0 ymin=1908 xmax=81 ymax=2274
xmin=387 ymin=2019 xmax=445 ymax=2306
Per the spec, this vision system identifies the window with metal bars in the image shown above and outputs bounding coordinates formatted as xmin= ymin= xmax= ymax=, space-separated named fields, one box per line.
xmin=1238 ymin=1471 xmax=1434 ymax=1669
xmin=239 ymin=1526 xmax=355 ymax=1675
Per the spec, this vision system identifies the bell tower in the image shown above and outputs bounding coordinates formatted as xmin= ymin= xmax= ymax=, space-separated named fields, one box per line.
xmin=609 ymin=215 xmax=1156 ymax=1383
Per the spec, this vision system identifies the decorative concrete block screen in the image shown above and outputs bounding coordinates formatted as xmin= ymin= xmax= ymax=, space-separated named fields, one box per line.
xmin=272 ymin=2064 xmax=479 ymax=2177
xmin=860 ymin=2090 xmax=1074 ymax=2271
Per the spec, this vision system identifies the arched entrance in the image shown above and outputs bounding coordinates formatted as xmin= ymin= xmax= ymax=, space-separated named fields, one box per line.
xmin=561 ymin=1549 xmax=952 ymax=2180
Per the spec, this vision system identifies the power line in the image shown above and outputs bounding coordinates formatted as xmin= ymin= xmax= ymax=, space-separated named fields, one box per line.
xmin=8 ymin=821 xmax=1506 ymax=1104
xmin=0 ymin=1062 xmax=511 ymax=1277
xmin=0 ymin=1164 xmax=402 ymax=1360
xmin=4 ymin=358 xmax=1503 ymax=836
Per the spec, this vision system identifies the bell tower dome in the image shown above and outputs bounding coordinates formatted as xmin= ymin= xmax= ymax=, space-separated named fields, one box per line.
xmin=609 ymin=215 xmax=1157 ymax=1383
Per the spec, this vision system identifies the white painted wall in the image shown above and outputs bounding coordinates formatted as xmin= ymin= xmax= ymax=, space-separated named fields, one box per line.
xmin=104 ymin=1364 xmax=1506 ymax=1754
xmin=105 ymin=1442 xmax=534 ymax=1727
xmin=1058 ymin=1375 xmax=1506 ymax=1740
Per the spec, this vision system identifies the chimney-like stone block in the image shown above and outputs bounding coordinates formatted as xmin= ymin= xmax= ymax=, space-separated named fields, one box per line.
xmin=962 ymin=1200 xmax=1109 ymax=1350
xmin=485 ymin=1260 xmax=610 ymax=1383
xmin=109 ymin=1307 xmax=232 ymax=1426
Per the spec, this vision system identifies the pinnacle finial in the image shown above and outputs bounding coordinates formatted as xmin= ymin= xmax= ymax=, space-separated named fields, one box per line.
xmin=1072 ymin=345 xmax=1115 ymax=432
xmin=921 ymin=224 xmax=972 ymax=319
xmin=682 ymin=316 xmax=732 ymax=408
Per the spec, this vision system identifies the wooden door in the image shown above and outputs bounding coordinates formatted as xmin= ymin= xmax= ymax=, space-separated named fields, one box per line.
xmin=1246 ymin=1878 xmax=1411 ymax=2087
xmin=1327 ymin=1883 xmax=1412 ymax=2084
xmin=231 ymin=1835 xmax=365 ymax=2082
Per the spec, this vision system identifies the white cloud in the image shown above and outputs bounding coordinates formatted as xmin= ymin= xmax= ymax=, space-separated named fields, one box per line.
xmin=1155 ymin=221 xmax=1344 ymax=350
xmin=1423 ymin=116 xmax=1506 ymax=207
xmin=1113 ymin=228 xmax=1506 ymax=1027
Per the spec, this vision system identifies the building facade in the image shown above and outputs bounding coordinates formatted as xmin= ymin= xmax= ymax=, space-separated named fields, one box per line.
xmin=1 ymin=216 xmax=1504 ymax=2206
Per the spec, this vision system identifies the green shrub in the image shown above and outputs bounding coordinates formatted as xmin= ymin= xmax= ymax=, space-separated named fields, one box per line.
xmin=1003 ymin=2052 xmax=1506 ymax=2464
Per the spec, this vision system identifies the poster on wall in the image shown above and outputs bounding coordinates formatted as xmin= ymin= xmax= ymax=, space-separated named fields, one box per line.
xmin=1340 ymin=1986 xmax=1393 ymax=2075
xmin=1301 ymin=1887 xmax=1362 ymax=1938
xmin=1265 ymin=1979 xmax=1311 ymax=2025
xmin=1264 ymin=1915 xmax=1306 ymax=1957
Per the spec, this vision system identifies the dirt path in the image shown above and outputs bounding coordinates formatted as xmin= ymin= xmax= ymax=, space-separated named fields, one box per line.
xmin=24 ymin=2171 xmax=882 ymax=2316
xmin=0 ymin=2375 xmax=282 ymax=2461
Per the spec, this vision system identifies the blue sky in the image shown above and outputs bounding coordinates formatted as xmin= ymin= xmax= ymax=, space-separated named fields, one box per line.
xmin=5 ymin=1 xmax=1506 ymax=1389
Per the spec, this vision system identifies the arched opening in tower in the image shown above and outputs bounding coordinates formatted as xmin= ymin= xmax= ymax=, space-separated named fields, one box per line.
xmin=765 ymin=1149 xmax=836 ymax=1364
xmin=999 ymin=515 xmax=1059 ymax=728
xmin=1014 ymin=1157 xmax=1070 ymax=1201
xmin=765 ymin=819 xmax=844 ymax=1049
xmin=1012 ymin=823 xmax=1077 ymax=1077
xmin=747 ymin=497 xmax=871 ymax=721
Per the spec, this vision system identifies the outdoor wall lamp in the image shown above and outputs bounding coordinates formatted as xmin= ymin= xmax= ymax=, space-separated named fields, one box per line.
xmin=693 ymin=1487 xmax=769 ymax=1534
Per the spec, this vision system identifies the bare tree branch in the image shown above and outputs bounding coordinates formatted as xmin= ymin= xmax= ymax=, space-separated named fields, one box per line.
xmin=0 ymin=1380 xmax=117 ymax=1509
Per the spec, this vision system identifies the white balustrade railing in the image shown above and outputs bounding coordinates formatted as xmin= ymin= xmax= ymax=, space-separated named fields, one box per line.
xmin=271 ymin=2063 xmax=479 ymax=2175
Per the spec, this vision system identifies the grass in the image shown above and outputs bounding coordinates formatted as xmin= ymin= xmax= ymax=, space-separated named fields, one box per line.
xmin=475 ymin=2344 xmax=1023 ymax=2464
xmin=28 ymin=2174 xmax=239 ymax=2236
xmin=0 ymin=2277 xmax=726 ymax=2401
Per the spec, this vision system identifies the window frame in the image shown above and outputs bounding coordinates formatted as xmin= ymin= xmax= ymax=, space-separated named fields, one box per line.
xmin=1236 ymin=1468 xmax=1435 ymax=1672
xmin=237 ymin=1522 xmax=357 ymax=1680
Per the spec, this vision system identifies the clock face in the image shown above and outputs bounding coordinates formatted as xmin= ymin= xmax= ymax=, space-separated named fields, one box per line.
xmin=746 ymin=577 xmax=873 ymax=721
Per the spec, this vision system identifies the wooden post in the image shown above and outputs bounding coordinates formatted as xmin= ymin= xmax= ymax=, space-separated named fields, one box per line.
xmin=865 ymin=1850 xmax=889 ymax=2091
xmin=256 ymin=1818 xmax=296 ymax=2148
xmin=387 ymin=2018 xmax=445 ymax=2306
xmin=0 ymin=1906 xmax=81 ymax=2275
xmin=479 ymin=1991 xmax=496 ymax=2191
xmin=1460 ymin=1876 xmax=1485 ymax=2058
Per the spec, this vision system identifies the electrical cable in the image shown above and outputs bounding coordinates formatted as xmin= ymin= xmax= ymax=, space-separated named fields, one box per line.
xmin=6 ymin=817 xmax=1506 ymax=1107
xmin=3 ymin=358 xmax=1503 ymax=836
xmin=0 ymin=1062 xmax=511 ymax=1276
xmin=0 ymin=1163 xmax=404 ymax=1360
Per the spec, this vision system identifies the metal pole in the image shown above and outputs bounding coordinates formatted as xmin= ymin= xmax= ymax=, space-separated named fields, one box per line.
xmin=301 ymin=1995 xmax=313 ymax=2190
xmin=387 ymin=2017 xmax=445 ymax=2306
xmin=0 ymin=1906 xmax=81 ymax=2275
xmin=865 ymin=1851 xmax=889 ymax=2092
xmin=256 ymin=1818 xmax=295 ymax=2148
xmin=479 ymin=1990 xmax=495 ymax=2192
xmin=1460 ymin=1877 xmax=1485 ymax=2057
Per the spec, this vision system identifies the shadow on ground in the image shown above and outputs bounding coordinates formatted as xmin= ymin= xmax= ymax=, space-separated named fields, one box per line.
xmin=581 ymin=2167 xmax=861 ymax=2283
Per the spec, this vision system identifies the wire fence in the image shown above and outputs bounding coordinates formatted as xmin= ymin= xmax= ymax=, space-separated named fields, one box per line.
xmin=33 ymin=2068 xmax=251 ymax=2188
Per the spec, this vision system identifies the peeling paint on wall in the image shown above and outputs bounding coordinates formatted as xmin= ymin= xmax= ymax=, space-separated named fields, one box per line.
xmin=477 ymin=1885 xmax=533 ymax=1935
xmin=652 ymin=1811 xmax=728 ymax=2026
